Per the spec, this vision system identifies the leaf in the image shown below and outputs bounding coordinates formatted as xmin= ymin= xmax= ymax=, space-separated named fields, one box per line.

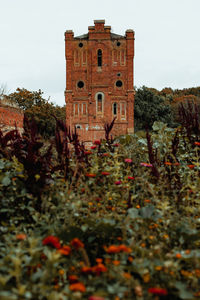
xmin=128 ymin=208 xmax=139 ymax=218
xmin=175 ymin=282 xmax=194 ymax=299
xmin=140 ymin=205 xmax=155 ymax=219
xmin=1 ymin=176 xmax=11 ymax=186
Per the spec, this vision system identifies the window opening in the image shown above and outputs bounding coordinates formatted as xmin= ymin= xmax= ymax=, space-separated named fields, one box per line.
xmin=77 ymin=81 xmax=84 ymax=88
xmin=97 ymin=93 xmax=103 ymax=112
xmin=79 ymin=42 xmax=83 ymax=48
xmin=113 ymin=103 xmax=117 ymax=115
xmin=117 ymin=41 xmax=121 ymax=47
xmin=116 ymin=80 xmax=123 ymax=87
xmin=97 ymin=49 xmax=102 ymax=67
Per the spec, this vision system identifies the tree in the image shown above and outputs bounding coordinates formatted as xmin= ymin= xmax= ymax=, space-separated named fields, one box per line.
xmin=134 ymin=86 xmax=172 ymax=131
xmin=6 ymin=88 xmax=66 ymax=138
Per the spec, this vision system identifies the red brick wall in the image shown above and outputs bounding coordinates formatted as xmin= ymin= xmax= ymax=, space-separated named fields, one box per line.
xmin=65 ymin=20 xmax=135 ymax=142
xmin=0 ymin=106 xmax=24 ymax=131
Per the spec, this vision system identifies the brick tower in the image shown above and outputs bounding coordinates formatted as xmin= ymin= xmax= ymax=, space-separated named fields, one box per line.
xmin=65 ymin=20 xmax=135 ymax=142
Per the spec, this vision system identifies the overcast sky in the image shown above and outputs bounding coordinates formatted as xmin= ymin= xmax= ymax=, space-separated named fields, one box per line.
xmin=1 ymin=0 xmax=200 ymax=106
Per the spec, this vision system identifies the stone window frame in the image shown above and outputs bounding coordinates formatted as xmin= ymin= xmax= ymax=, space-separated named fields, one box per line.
xmin=95 ymin=92 xmax=104 ymax=115
xmin=74 ymin=49 xmax=80 ymax=66
xmin=120 ymin=102 xmax=126 ymax=120
xmin=112 ymin=102 xmax=118 ymax=119
xmin=120 ymin=49 xmax=126 ymax=66
xmin=76 ymin=80 xmax=85 ymax=90
xmin=115 ymin=79 xmax=124 ymax=89
xmin=73 ymin=103 xmax=79 ymax=116
xmin=97 ymin=49 xmax=103 ymax=67
xmin=81 ymin=103 xmax=87 ymax=116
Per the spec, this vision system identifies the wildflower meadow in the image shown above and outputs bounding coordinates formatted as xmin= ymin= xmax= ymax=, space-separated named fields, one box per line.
xmin=0 ymin=103 xmax=200 ymax=300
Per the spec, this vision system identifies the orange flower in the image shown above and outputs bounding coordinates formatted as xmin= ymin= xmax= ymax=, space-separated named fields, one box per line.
xmin=164 ymin=162 xmax=172 ymax=166
xmin=16 ymin=233 xmax=27 ymax=240
xmin=106 ymin=245 xmax=120 ymax=253
xmin=96 ymin=258 xmax=103 ymax=264
xmin=59 ymin=269 xmax=65 ymax=276
xmin=194 ymin=142 xmax=200 ymax=146
xmin=92 ymin=263 xmax=107 ymax=275
xmin=112 ymin=260 xmax=120 ymax=266
xmin=173 ymin=162 xmax=180 ymax=166
xmin=118 ymin=244 xmax=132 ymax=253
xmin=144 ymin=199 xmax=151 ymax=203
xmin=176 ymin=253 xmax=182 ymax=259
xmin=128 ymin=256 xmax=134 ymax=262
xmin=123 ymin=272 xmax=131 ymax=279
xmin=70 ymin=238 xmax=84 ymax=249
xmin=188 ymin=164 xmax=195 ymax=169
xmin=58 ymin=245 xmax=71 ymax=256
xmin=85 ymin=173 xmax=96 ymax=178
xmin=69 ymin=282 xmax=86 ymax=293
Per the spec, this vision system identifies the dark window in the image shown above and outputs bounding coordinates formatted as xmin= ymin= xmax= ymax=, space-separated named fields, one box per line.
xmin=113 ymin=103 xmax=117 ymax=115
xmin=97 ymin=49 xmax=102 ymax=67
xmin=97 ymin=93 xmax=103 ymax=112
xmin=77 ymin=81 xmax=84 ymax=88
xmin=117 ymin=73 xmax=121 ymax=77
xmin=117 ymin=41 xmax=121 ymax=47
xmin=79 ymin=42 xmax=83 ymax=48
xmin=116 ymin=80 xmax=123 ymax=87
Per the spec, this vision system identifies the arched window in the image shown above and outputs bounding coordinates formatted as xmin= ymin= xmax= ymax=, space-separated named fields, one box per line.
xmin=97 ymin=49 xmax=102 ymax=67
xmin=95 ymin=92 xmax=104 ymax=114
xmin=97 ymin=93 xmax=103 ymax=112
xmin=113 ymin=103 xmax=117 ymax=116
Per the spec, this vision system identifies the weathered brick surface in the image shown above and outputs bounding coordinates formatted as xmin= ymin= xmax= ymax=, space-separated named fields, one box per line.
xmin=65 ymin=20 xmax=135 ymax=142
xmin=0 ymin=100 xmax=24 ymax=132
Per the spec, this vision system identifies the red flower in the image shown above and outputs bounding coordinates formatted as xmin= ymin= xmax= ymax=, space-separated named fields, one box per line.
xmin=81 ymin=266 xmax=93 ymax=274
xmin=42 ymin=236 xmax=61 ymax=249
xmin=70 ymin=238 xmax=84 ymax=249
xmin=101 ymin=171 xmax=110 ymax=176
xmin=148 ymin=287 xmax=168 ymax=296
xmin=86 ymin=173 xmax=96 ymax=178
xmin=125 ymin=158 xmax=132 ymax=163
xmin=188 ymin=164 xmax=195 ymax=169
xmin=102 ymin=153 xmax=109 ymax=157
xmin=128 ymin=176 xmax=135 ymax=180
xmin=115 ymin=180 xmax=122 ymax=185
xmin=89 ymin=296 xmax=105 ymax=300
xmin=84 ymin=151 xmax=92 ymax=155
xmin=94 ymin=140 xmax=101 ymax=145
xmin=91 ymin=146 xmax=97 ymax=150
xmin=113 ymin=143 xmax=119 ymax=147
xmin=92 ymin=263 xmax=107 ymax=275
xmin=194 ymin=142 xmax=200 ymax=146
xmin=140 ymin=162 xmax=153 ymax=167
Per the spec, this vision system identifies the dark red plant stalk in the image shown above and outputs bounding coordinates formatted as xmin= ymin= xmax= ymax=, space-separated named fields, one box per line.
xmin=146 ymin=129 xmax=160 ymax=179
xmin=104 ymin=117 xmax=116 ymax=150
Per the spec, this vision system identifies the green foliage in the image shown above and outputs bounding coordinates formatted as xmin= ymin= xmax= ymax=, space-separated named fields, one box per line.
xmin=134 ymin=86 xmax=173 ymax=131
xmin=6 ymin=88 xmax=66 ymax=138
xmin=0 ymin=121 xmax=200 ymax=299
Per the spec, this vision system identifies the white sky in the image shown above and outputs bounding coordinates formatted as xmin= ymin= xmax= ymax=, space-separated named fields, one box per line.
xmin=0 ymin=0 xmax=200 ymax=106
